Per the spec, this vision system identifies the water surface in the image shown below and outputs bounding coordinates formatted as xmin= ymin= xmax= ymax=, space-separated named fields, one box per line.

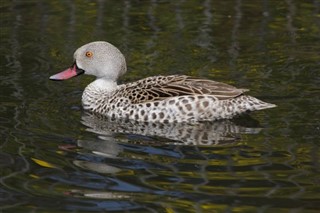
xmin=1 ymin=1 xmax=319 ymax=212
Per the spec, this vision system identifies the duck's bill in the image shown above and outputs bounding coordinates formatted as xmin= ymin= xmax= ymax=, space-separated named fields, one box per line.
xmin=49 ymin=64 xmax=84 ymax=81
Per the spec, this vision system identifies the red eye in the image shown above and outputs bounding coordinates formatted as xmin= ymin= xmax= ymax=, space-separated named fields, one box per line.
xmin=85 ymin=51 xmax=93 ymax=58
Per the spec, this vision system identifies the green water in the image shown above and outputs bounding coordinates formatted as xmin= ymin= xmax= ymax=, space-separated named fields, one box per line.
xmin=0 ymin=1 xmax=319 ymax=212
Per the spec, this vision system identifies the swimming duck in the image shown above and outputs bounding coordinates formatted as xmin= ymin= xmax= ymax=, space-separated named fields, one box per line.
xmin=50 ymin=41 xmax=276 ymax=123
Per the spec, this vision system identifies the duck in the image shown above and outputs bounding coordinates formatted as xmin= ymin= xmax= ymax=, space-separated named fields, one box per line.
xmin=50 ymin=41 xmax=276 ymax=123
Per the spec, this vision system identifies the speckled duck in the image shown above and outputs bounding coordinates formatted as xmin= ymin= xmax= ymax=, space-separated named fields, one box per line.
xmin=50 ymin=41 xmax=276 ymax=123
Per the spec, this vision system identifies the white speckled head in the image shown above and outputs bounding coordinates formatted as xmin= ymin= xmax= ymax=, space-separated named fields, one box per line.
xmin=74 ymin=41 xmax=127 ymax=81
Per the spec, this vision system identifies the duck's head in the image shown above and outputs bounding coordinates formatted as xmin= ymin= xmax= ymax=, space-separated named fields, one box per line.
xmin=50 ymin=41 xmax=127 ymax=81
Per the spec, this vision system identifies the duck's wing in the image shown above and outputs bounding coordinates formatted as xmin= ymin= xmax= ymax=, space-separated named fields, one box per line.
xmin=117 ymin=75 xmax=248 ymax=104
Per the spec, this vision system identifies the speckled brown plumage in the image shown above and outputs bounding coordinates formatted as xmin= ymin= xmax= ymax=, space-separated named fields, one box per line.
xmin=82 ymin=74 xmax=275 ymax=123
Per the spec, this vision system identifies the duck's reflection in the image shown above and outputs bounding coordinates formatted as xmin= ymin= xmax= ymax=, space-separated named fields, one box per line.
xmin=65 ymin=113 xmax=263 ymax=200
xmin=80 ymin=112 xmax=262 ymax=147
xmin=71 ymin=113 xmax=262 ymax=175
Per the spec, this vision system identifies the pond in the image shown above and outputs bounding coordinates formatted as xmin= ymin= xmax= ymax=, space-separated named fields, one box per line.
xmin=1 ymin=0 xmax=319 ymax=212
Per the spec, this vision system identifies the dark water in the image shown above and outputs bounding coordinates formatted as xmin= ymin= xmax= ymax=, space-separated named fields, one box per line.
xmin=1 ymin=0 xmax=319 ymax=212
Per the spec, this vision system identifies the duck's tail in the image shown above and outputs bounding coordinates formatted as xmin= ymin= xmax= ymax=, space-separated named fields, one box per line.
xmin=242 ymin=95 xmax=277 ymax=111
xmin=219 ymin=95 xmax=276 ymax=119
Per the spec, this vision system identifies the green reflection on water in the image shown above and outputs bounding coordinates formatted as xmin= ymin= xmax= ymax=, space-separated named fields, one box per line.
xmin=0 ymin=0 xmax=319 ymax=212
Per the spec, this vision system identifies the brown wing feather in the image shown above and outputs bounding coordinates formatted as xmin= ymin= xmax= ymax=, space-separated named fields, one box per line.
xmin=183 ymin=77 xmax=249 ymax=99
xmin=117 ymin=75 xmax=248 ymax=104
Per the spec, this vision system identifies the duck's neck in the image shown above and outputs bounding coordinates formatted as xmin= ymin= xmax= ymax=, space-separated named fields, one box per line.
xmin=90 ymin=78 xmax=117 ymax=92
xmin=82 ymin=78 xmax=118 ymax=109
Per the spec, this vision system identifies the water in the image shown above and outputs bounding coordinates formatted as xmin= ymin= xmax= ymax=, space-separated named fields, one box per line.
xmin=1 ymin=0 xmax=319 ymax=212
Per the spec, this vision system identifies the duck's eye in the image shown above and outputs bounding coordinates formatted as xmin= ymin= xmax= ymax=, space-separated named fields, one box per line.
xmin=85 ymin=51 xmax=93 ymax=58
